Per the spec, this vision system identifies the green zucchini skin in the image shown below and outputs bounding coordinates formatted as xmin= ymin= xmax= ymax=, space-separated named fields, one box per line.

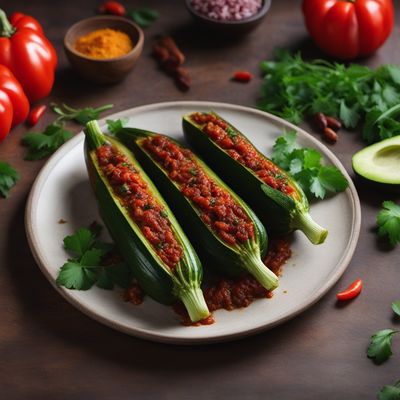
xmin=114 ymin=128 xmax=277 ymax=290
xmin=182 ymin=112 xmax=328 ymax=245
xmin=84 ymin=121 xmax=209 ymax=321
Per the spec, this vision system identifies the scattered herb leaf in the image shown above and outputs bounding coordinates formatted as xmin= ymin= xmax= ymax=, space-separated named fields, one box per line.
xmin=22 ymin=123 xmax=73 ymax=160
xmin=378 ymin=381 xmax=400 ymax=400
xmin=367 ymin=329 xmax=398 ymax=364
xmin=272 ymin=131 xmax=348 ymax=199
xmin=377 ymin=201 xmax=400 ymax=247
xmin=51 ymin=103 xmax=113 ymax=125
xmin=127 ymin=7 xmax=159 ymax=28
xmin=106 ymin=118 xmax=127 ymax=135
xmin=392 ymin=301 xmax=400 ymax=318
xmin=0 ymin=161 xmax=20 ymax=198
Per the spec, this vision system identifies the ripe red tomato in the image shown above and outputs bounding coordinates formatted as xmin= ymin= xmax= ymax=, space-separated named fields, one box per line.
xmin=302 ymin=0 xmax=394 ymax=60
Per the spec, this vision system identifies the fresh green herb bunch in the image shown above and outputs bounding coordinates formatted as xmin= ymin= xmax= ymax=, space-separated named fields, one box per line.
xmin=258 ymin=50 xmax=400 ymax=143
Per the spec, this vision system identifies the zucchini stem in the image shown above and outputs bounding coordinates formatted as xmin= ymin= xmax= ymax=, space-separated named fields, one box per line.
xmin=292 ymin=210 xmax=328 ymax=245
xmin=241 ymin=245 xmax=279 ymax=291
xmin=84 ymin=120 xmax=107 ymax=150
xmin=179 ymin=287 xmax=210 ymax=323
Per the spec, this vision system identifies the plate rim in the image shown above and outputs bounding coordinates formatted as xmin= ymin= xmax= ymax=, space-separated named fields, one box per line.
xmin=25 ymin=100 xmax=361 ymax=344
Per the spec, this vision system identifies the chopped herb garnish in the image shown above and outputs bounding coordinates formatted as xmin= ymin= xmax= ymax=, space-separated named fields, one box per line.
xmin=160 ymin=210 xmax=168 ymax=218
xmin=156 ymin=242 xmax=165 ymax=250
xmin=210 ymin=198 xmax=216 ymax=206
xmin=144 ymin=203 xmax=153 ymax=210
xmin=226 ymin=126 xmax=238 ymax=141
xmin=119 ymin=183 xmax=129 ymax=194
xmin=0 ymin=161 xmax=20 ymax=198
xmin=189 ymin=168 xmax=198 ymax=176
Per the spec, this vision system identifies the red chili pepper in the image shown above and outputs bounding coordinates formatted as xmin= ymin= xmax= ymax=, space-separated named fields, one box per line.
xmin=0 ymin=9 xmax=58 ymax=103
xmin=27 ymin=104 xmax=47 ymax=127
xmin=336 ymin=279 xmax=363 ymax=301
xmin=98 ymin=1 xmax=126 ymax=16
xmin=232 ymin=70 xmax=253 ymax=83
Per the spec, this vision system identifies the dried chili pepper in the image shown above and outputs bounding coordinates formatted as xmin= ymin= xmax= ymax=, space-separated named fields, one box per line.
xmin=98 ymin=1 xmax=126 ymax=16
xmin=232 ymin=70 xmax=253 ymax=83
xmin=336 ymin=278 xmax=363 ymax=301
xmin=27 ymin=104 xmax=46 ymax=126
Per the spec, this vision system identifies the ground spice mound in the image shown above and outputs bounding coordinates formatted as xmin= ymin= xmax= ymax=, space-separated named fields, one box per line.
xmin=74 ymin=28 xmax=133 ymax=59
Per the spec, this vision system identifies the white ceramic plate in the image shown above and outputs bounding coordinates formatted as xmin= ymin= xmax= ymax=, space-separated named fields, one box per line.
xmin=25 ymin=101 xmax=361 ymax=344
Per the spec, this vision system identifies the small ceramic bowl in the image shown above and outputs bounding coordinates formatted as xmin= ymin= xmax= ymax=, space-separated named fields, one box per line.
xmin=185 ymin=0 xmax=271 ymax=35
xmin=64 ymin=16 xmax=144 ymax=84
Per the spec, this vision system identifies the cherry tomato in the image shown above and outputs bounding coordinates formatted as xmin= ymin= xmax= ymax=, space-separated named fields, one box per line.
xmin=98 ymin=1 xmax=126 ymax=16
xmin=336 ymin=279 xmax=363 ymax=301
xmin=27 ymin=104 xmax=47 ymax=126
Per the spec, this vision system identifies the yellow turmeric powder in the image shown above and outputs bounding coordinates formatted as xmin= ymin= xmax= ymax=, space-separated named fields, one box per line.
xmin=74 ymin=28 xmax=133 ymax=59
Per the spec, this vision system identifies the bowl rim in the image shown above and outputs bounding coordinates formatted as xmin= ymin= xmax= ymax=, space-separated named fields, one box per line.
xmin=185 ymin=0 xmax=271 ymax=25
xmin=64 ymin=15 xmax=144 ymax=63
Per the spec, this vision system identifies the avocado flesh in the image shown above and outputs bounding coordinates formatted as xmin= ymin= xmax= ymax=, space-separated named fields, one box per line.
xmin=352 ymin=136 xmax=400 ymax=184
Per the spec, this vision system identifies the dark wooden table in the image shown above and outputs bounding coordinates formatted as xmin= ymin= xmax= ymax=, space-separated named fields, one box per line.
xmin=1 ymin=1 xmax=399 ymax=399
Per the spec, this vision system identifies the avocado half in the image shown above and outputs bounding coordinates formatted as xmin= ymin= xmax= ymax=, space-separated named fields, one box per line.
xmin=352 ymin=136 xmax=400 ymax=184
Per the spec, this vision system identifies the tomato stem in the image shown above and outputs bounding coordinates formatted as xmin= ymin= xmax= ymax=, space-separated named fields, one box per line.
xmin=0 ymin=9 xmax=15 ymax=38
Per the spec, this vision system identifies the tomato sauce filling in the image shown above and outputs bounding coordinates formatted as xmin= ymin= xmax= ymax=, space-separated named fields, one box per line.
xmin=141 ymin=135 xmax=255 ymax=246
xmin=172 ymin=237 xmax=292 ymax=326
xmin=190 ymin=112 xmax=297 ymax=198
xmin=96 ymin=144 xmax=183 ymax=269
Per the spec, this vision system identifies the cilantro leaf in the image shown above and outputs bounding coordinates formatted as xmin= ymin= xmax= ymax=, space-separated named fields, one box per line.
xmin=127 ymin=8 xmax=159 ymax=28
xmin=271 ymin=130 xmax=298 ymax=169
xmin=378 ymin=381 xmax=400 ymax=400
xmin=0 ymin=161 xmax=20 ymax=198
xmin=22 ymin=123 xmax=73 ymax=160
xmin=63 ymin=228 xmax=97 ymax=258
xmin=377 ymin=201 xmax=400 ymax=247
xmin=339 ymin=100 xmax=360 ymax=129
xmin=56 ymin=260 xmax=98 ymax=290
xmin=57 ymin=224 xmax=133 ymax=291
xmin=258 ymin=50 xmax=400 ymax=142
xmin=106 ymin=118 xmax=127 ymax=135
xmin=367 ymin=329 xmax=398 ymax=364
xmin=272 ymin=131 xmax=348 ymax=200
xmin=392 ymin=301 xmax=400 ymax=317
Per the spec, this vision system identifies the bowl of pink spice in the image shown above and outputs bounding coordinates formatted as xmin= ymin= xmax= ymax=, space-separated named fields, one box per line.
xmin=186 ymin=0 xmax=271 ymax=35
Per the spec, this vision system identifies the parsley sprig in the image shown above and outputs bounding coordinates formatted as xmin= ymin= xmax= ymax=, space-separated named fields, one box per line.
xmin=56 ymin=224 xmax=132 ymax=290
xmin=259 ymin=50 xmax=400 ymax=142
xmin=378 ymin=381 xmax=400 ymax=400
xmin=51 ymin=103 xmax=113 ymax=125
xmin=377 ymin=201 xmax=400 ymax=247
xmin=22 ymin=103 xmax=113 ymax=160
xmin=271 ymin=130 xmax=348 ymax=199
xmin=0 ymin=161 xmax=20 ymax=198
xmin=367 ymin=329 xmax=398 ymax=364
